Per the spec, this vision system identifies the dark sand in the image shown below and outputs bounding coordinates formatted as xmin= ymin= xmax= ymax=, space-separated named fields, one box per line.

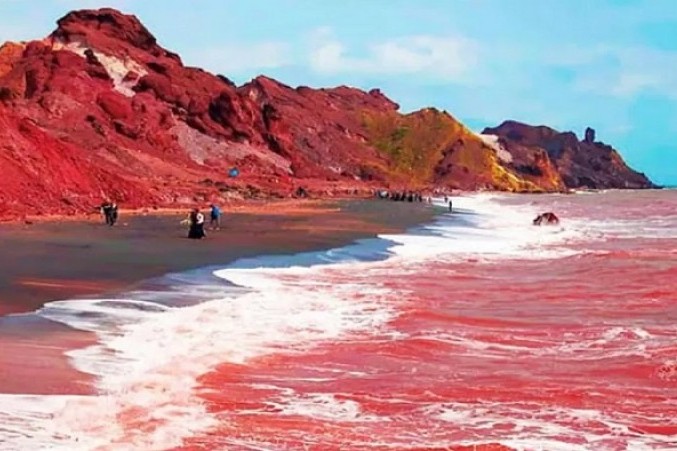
xmin=0 ymin=199 xmax=434 ymax=394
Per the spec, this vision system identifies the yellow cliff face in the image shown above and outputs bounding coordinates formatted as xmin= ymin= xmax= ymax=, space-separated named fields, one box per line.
xmin=361 ymin=108 xmax=453 ymax=184
xmin=360 ymin=108 xmax=544 ymax=191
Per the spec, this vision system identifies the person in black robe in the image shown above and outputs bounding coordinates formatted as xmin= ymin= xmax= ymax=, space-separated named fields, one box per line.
xmin=109 ymin=202 xmax=119 ymax=226
xmin=187 ymin=208 xmax=207 ymax=239
xmin=100 ymin=201 xmax=114 ymax=226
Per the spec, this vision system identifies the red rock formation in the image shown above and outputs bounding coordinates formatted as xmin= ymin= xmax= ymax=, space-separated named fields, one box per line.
xmin=483 ymin=121 xmax=656 ymax=189
xmin=475 ymin=131 xmax=566 ymax=191
xmin=0 ymin=8 xmax=655 ymax=219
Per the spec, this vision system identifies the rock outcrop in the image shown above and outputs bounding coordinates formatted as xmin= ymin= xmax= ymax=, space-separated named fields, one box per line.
xmin=584 ymin=127 xmax=596 ymax=144
xmin=0 ymin=8 xmax=656 ymax=219
xmin=483 ymin=121 xmax=655 ymax=189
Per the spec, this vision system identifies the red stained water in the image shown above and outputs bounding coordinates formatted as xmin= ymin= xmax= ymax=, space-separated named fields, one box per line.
xmin=1 ymin=191 xmax=675 ymax=450
xmin=179 ymin=191 xmax=677 ymax=450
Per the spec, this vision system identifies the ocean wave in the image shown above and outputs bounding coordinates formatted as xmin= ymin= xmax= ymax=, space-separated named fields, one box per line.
xmin=0 ymin=193 xmax=644 ymax=449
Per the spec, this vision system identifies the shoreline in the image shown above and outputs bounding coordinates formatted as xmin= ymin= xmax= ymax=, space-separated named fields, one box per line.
xmin=2 ymin=187 xmax=667 ymax=225
xmin=0 ymin=199 xmax=436 ymax=316
xmin=0 ymin=199 xmax=436 ymax=395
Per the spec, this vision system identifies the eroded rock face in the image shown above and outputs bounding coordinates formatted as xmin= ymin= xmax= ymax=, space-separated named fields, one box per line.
xmin=0 ymin=42 xmax=25 ymax=79
xmin=51 ymin=8 xmax=176 ymax=60
xmin=0 ymin=8 xmax=656 ymax=219
xmin=483 ymin=121 xmax=655 ymax=190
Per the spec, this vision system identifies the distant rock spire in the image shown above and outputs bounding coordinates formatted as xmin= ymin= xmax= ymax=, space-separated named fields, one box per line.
xmin=584 ymin=127 xmax=596 ymax=144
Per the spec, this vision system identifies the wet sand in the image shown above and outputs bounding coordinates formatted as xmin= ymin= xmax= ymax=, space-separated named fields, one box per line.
xmin=0 ymin=199 xmax=433 ymax=315
xmin=0 ymin=199 xmax=434 ymax=395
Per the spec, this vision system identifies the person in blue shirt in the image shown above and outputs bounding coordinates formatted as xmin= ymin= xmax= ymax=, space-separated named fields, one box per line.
xmin=209 ymin=204 xmax=221 ymax=230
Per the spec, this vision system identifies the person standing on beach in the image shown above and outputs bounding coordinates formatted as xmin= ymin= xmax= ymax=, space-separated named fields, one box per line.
xmin=209 ymin=204 xmax=221 ymax=230
xmin=448 ymin=199 xmax=453 ymax=212
xmin=110 ymin=202 xmax=119 ymax=226
xmin=187 ymin=208 xmax=206 ymax=239
xmin=100 ymin=201 xmax=114 ymax=226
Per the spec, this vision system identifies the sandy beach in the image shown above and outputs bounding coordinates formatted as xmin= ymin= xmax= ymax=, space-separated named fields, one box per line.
xmin=0 ymin=199 xmax=433 ymax=315
xmin=0 ymin=199 xmax=434 ymax=395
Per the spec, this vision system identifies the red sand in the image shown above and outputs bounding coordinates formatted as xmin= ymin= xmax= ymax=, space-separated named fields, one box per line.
xmin=0 ymin=317 xmax=95 ymax=394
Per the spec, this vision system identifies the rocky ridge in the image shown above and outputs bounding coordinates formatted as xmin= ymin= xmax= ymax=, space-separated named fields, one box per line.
xmin=0 ymin=8 xmax=656 ymax=219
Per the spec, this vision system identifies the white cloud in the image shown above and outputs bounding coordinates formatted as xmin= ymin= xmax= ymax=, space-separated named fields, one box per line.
xmin=483 ymin=41 xmax=677 ymax=100
xmin=610 ymin=72 xmax=661 ymax=97
xmin=549 ymin=45 xmax=677 ymax=99
xmin=308 ymin=28 xmax=479 ymax=83
xmin=189 ymin=42 xmax=292 ymax=74
xmin=611 ymin=48 xmax=677 ymax=98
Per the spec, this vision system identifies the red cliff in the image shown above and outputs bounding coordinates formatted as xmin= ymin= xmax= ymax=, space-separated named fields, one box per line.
xmin=0 ymin=8 xmax=656 ymax=219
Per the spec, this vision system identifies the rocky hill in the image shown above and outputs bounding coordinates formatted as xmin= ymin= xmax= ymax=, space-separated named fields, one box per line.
xmin=0 ymin=8 xmax=655 ymax=219
xmin=482 ymin=121 xmax=654 ymax=190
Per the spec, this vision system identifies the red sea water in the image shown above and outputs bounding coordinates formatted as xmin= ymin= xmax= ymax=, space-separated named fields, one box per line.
xmin=1 ymin=191 xmax=675 ymax=450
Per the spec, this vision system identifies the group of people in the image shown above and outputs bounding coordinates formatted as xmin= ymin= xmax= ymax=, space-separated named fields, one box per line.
xmin=377 ymin=190 xmax=454 ymax=212
xmin=444 ymin=196 xmax=453 ymax=212
xmin=379 ymin=191 xmax=428 ymax=203
xmin=99 ymin=201 xmax=222 ymax=239
xmin=100 ymin=201 xmax=119 ymax=226
xmin=184 ymin=204 xmax=221 ymax=240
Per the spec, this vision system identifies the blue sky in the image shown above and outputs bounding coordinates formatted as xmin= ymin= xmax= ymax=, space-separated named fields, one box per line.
xmin=1 ymin=0 xmax=676 ymax=185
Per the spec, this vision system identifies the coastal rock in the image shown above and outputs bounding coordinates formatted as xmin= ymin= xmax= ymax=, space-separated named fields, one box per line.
xmin=483 ymin=121 xmax=655 ymax=189
xmin=0 ymin=8 xmax=656 ymax=219
xmin=584 ymin=126 xmax=596 ymax=144
xmin=0 ymin=42 xmax=25 ymax=80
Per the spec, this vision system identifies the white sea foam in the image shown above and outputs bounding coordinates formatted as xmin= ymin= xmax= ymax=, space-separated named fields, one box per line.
xmin=266 ymin=392 xmax=379 ymax=423
xmin=0 ymin=194 xmax=588 ymax=450
xmin=1 ymin=267 xmax=398 ymax=449
xmin=383 ymin=194 xmax=582 ymax=261
xmin=412 ymin=325 xmax=666 ymax=362
xmin=430 ymin=402 xmax=677 ymax=451
xmin=580 ymin=216 xmax=677 ymax=239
